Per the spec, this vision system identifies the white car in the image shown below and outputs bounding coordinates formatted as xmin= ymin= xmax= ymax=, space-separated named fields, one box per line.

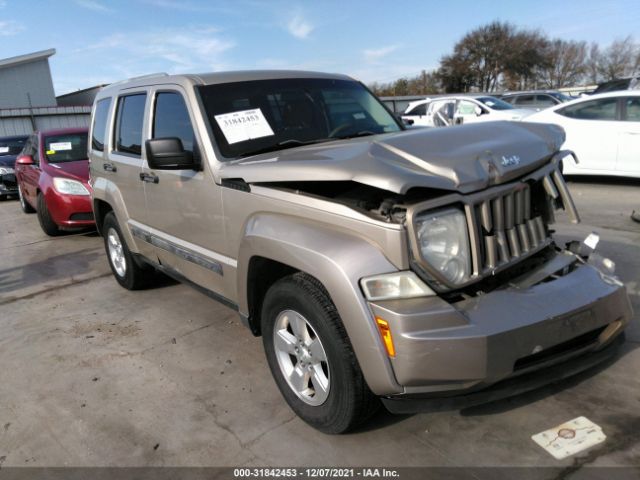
xmin=402 ymin=96 xmax=532 ymax=127
xmin=525 ymin=91 xmax=640 ymax=178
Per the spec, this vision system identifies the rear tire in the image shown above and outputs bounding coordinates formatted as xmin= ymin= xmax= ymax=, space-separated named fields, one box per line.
xmin=261 ymin=272 xmax=379 ymax=434
xmin=18 ymin=185 xmax=35 ymax=213
xmin=37 ymin=192 xmax=60 ymax=236
xmin=103 ymin=211 xmax=157 ymax=290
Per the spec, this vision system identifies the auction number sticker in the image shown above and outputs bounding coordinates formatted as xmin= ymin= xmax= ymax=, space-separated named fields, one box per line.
xmin=48 ymin=142 xmax=72 ymax=152
xmin=0 ymin=146 xmax=9 ymax=154
xmin=215 ymin=108 xmax=274 ymax=144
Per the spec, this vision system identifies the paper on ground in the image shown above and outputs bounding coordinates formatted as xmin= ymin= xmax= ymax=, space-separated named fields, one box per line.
xmin=214 ymin=108 xmax=274 ymax=144
xmin=532 ymin=416 xmax=606 ymax=460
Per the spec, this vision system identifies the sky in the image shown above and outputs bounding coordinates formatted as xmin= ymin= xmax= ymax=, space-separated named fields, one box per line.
xmin=0 ymin=0 xmax=639 ymax=96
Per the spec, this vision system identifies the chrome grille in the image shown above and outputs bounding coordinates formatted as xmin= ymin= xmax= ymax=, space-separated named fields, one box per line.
xmin=406 ymin=158 xmax=580 ymax=290
xmin=473 ymin=168 xmax=575 ymax=273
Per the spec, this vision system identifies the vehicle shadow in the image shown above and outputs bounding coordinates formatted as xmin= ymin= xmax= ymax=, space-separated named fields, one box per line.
xmin=0 ymin=247 xmax=102 ymax=298
xmin=564 ymin=175 xmax=640 ymax=187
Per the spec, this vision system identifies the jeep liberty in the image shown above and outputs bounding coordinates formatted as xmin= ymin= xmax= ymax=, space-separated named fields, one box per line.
xmin=89 ymin=71 xmax=632 ymax=433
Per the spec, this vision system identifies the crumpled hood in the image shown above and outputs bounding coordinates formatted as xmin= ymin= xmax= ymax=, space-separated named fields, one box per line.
xmin=219 ymin=121 xmax=565 ymax=195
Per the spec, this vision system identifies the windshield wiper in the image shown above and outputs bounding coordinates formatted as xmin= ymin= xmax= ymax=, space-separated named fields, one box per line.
xmin=334 ymin=130 xmax=378 ymax=140
xmin=240 ymin=138 xmax=335 ymax=158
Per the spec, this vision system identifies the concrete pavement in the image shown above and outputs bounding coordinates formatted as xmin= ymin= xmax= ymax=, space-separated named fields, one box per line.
xmin=0 ymin=176 xmax=638 ymax=470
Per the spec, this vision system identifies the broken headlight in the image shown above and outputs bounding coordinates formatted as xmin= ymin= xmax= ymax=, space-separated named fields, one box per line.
xmin=415 ymin=207 xmax=471 ymax=285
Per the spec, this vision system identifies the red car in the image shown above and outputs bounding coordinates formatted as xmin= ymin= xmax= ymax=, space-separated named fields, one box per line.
xmin=15 ymin=128 xmax=94 ymax=236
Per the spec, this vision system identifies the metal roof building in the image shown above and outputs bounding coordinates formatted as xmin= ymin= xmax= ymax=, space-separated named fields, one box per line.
xmin=0 ymin=48 xmax=92 ymax=136
xmin=0 ymin=48 xmax=57 ymax=109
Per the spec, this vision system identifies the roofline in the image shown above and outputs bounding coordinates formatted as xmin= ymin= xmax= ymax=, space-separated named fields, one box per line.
xmin=97 ymin=70 xmax=355 ymax=97
xmin=0 ymin=48 xmax=56 ymax=70
xmin=56 ymin=84 xmax=110 ymax=99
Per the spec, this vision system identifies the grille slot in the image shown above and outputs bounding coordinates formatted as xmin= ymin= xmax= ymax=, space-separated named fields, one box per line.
xmin=474 ymin=173 xmax=567 ymax=273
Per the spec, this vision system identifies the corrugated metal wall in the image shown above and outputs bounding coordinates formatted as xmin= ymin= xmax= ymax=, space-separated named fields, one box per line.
xmin=0 ymin=106 xmax=91 ymax=136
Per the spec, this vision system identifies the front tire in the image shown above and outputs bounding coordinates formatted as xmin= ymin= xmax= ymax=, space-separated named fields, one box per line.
xmin=102 ymin=211 xmax=157 ymax=290
xmin=37 ymin=192 xmax=60 ymax=236
xmin=261 ymin=273 xmax=379 ymax=434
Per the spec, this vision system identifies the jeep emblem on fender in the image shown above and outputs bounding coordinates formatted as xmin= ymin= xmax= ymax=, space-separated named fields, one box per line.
xmin=501 ymin=155 xmax=521 ymax=166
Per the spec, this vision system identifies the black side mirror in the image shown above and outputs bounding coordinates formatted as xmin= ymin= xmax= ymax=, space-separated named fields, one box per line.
xmin=145 ymin=138 xmax=195 ymax=170
xmin=401 ymin=117 xmax=415 ymax=126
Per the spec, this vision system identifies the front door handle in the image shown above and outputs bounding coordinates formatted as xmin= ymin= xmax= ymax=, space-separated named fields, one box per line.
xmin=139 ymin=172 xmax=159 ymax=184
xmin=103 ymin=162 xmax=117 ymax=172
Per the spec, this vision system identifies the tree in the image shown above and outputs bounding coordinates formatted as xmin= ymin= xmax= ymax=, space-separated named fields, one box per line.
xmin=585 ymin=43 xmax=601 ymax=84
xmin=598 ymin=36 xmax=638 ymax=80
xmin=536 ymin=39 xmax=587 ymax=88
xmin=437 ymin=21 xmax=551 ymax=92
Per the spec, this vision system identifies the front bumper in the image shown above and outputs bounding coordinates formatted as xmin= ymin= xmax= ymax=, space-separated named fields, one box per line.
xmin=0 ymin=173 xmax=18 ymax=195
xmin=368 ymin=252 xmax=632 ymax=402
xmin=44 ymin=188 xmax=95 ymax=228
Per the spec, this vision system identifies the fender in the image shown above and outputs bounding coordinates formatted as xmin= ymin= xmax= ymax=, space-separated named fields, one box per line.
xmin=91 ymin=176 xmax=139 ymax=253
xmin=236 ymin=212 xmax=404 ymax=395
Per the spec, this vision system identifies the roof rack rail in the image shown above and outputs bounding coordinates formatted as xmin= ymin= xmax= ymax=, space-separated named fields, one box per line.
xmin=108 ymin=72 xmax=169 ymax=87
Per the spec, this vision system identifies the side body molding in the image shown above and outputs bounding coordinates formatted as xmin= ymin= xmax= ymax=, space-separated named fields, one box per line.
xmin=236 ymin=213 xmax=403 ymax=395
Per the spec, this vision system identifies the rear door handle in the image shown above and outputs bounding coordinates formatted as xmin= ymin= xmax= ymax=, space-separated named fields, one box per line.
xmin=139 ymin=172 xmax=159 ymax=184
xmin=103 ymin=162 xmax=117 ymax=172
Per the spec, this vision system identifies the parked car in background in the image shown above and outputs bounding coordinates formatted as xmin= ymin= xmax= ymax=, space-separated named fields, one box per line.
xmin=0 ymin=134 xmax=29 ymax=200
xmin=403 ymin=95 xmax=532 ymax=127
xmin=592 ymin=76 xmax=639 ymax=95
xmin=15 ymin=128 xmax=94 ymax=235
xmin=499 ymin=90 xmax=573 ymax=110
xmin=526 ymin=91 xmax=640 ymax=178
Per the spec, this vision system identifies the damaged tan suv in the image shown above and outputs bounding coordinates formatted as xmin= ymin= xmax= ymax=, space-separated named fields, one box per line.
xmin=89 ymin=71 xmax=632 ymax=433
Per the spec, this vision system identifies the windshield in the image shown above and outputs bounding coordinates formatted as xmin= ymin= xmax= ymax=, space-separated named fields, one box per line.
xmin=44 ymin=132 xmax=88 ymax=163
xmin=476 ymin=96 xmax=515 ymax=111
xmin=197 ymin=78 xmax=402 ymax=159
xmin=0 ymin=136 xmax=28 ymax=156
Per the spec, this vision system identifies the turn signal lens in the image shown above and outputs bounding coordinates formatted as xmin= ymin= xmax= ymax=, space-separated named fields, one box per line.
xmin=376 ymin=317 xmax=396 ymax=358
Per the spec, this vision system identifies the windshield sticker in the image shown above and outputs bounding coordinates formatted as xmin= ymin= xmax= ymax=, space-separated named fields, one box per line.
xmin=214 ymin=108 xmax=274 ymax=144
xmin=49 ymin=142 xmax=72 ymax=151
xmin=0 ymin=146 xmax=9 ymax=154
xmin=353 ymin=112 xmax=366 ymax=120
xmin=46 ymin=150 xmax=56 ymax=155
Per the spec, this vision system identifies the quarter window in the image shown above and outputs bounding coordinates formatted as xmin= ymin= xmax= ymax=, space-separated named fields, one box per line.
xmin=92 ymin=98 xmax=111 ymax=151
xmin=115 ymin=94 xmax=147 ymax=156
xmin=558 ymin=98 xmax=618 ymax=121
xmin=152 ymin=92 xmax=195 ymax=153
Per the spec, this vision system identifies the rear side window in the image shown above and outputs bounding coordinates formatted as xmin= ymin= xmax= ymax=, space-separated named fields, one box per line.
xmin=406 ymin=104 xmax=426 ymax=116
xmin=535 ymin=95 xmax=557 ymax=107
xmin=91 ymin=98 xmax=111 ymax=152
xmin=624 ymin=97 xmax=640 ymax=121
xmin=557 ymin=98 xmax=618 ymax=121
xmin=115 ymin=94 xmax=147 ymax=156
xmin=152 ymin=92 xmax=195 ymax=153
xmin=515 ymin=95 xmax=536 ymax=106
